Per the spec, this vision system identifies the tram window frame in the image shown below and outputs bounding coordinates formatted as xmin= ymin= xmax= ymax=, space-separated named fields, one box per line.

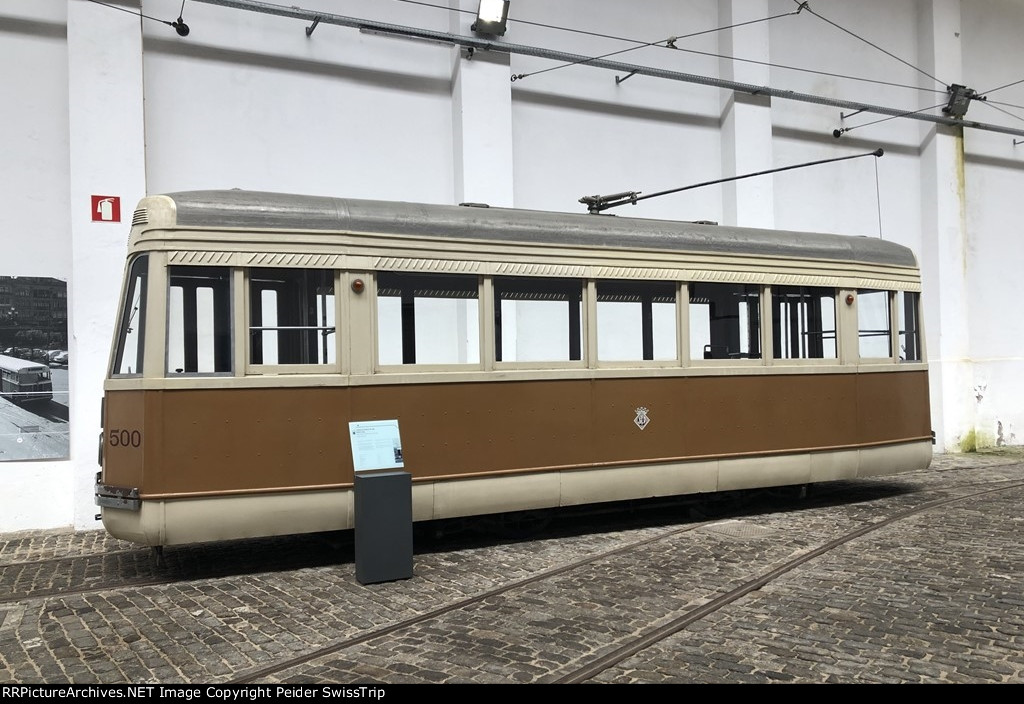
xmin=494 ymin=276 xmax=585 ymax=366
xmin=856 ymin=288 xmax=893 ymax=361
xmin=112 ymin=255 xmax=149 ymax=377
xmin=247 ymin=268 xmax=339 ymax=372
xmin=166 ymin=266 xmax=233 ymax=376
xmin=771 ymin=286 xmax=838 ymax=361
xmin=375 ymin=272 xmax=481 ymax=368
xmin=898 ymin=290 xmax=922 ymax=362
xmin=595 ymin=280 xmax=678 ymax=364
xmin=688 ymin=282 xmax=762 ymax=362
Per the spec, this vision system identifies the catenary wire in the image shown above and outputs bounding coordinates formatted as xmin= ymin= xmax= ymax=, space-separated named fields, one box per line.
xmin=508 ymin=9 xmax=804 ymax=80
xmin=977 ymin=76 xmax=1024 ymax=97
xmin=792 ymin=0 xmax=945 ymax=88
xmin=663 ymin=45 xmax=946 ymax=96
xmin=90 ymin=0 xmax=982 ymax=106
xmin=838 ymin=102 xmax=948 ymax=134
xmin=93 ymin=0 xmax=1024 ymax=137
xmin=976 ymin=100 xmax=1024 ymax=126
xmin=984 ymin=98 xmax=1024 ymax=112
xmin=394 ymin=0 xmax=946 ymax=96
xmin=84 ymin=0 xmax=176 ymax=24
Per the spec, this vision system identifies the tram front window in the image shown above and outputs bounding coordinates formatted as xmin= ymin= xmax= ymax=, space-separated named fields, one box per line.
xmin=167 ymin=266 xmax=232 ymax=374
xmin=113 ymin=255 xmax=148 ymax=377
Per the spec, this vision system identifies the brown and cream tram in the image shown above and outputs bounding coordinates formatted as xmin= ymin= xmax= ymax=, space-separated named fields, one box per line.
xmin=95 ymin=191 xmax=931 ymax=547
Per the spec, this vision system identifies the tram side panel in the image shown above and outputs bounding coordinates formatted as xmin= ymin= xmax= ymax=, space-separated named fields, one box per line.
xmin=99 ymin=369 xmax=930 ymax=545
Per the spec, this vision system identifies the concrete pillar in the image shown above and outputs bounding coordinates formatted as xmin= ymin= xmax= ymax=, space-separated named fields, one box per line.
xmin=718 ymin=0 xmax=774 ymax=228
xmin=449 ymin=1 xmax=514 ymax=207
xmin=917 ymin=0 xmax=970 ymax=452
xmin=67 ymin=0 xmax=147 ymax=527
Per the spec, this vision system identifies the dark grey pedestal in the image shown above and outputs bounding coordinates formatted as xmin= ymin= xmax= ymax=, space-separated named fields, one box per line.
xmin=354 ymin=471 xmax=413 ymax=585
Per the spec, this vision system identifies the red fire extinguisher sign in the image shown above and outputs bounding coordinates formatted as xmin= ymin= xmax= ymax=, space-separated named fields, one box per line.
xmin=91 ymin=195 xmax=121 ymax=223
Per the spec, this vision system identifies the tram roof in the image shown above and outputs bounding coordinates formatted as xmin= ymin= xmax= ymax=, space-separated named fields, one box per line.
xmin=0 ymin=354 xmax=50 ymax=372
xmin=161 ymin=190 xmax=919 ymax=268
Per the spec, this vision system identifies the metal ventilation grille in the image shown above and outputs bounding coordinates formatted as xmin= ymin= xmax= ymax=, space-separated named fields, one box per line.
xmin=704 ymin=520 xmax=775 ymax=539
xmin=131 ymin=208 xmax=148 ymax=227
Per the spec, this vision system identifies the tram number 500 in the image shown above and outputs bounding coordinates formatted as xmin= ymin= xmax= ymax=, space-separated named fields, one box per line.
xmin=109 ymin=429 xmax=143 ymax=448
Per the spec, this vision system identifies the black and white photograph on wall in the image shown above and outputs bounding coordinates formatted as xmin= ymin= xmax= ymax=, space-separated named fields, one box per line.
xmin=0 ymin=276 xmax=70 ymax=461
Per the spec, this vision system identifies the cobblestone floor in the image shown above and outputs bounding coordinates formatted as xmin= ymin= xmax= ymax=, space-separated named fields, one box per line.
xmin=1 ymin=449 xmax=1022 ymax=684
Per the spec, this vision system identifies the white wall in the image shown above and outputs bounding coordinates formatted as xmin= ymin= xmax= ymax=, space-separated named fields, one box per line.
xmin=768 ymin=0 xmax=925 ymax=245
xmin=510 ymin=0 xmax=723 ymax=220
xmin=1 ymin=0 xmax=1022 ymax=532
xmin=0 ymin=2 xmax=70 ymax=270
xmin=960 ymin=0 xmax=1024 ymax=449
xmin=142 ymin=0 xmax=455 ymax=201
xmin=0 ymin=1 xmax=73 ymax=529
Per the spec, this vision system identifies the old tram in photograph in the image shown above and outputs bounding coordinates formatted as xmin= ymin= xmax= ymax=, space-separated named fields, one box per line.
xmin=95 ymin=191 xmax=931 ymax=548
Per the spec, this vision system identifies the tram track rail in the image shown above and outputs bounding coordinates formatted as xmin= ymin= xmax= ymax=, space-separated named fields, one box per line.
xmin=1 ymin=474 xmax=1020 ymax=606
xmin=556 ymin=478 xmax=1024 ymax=683
xmin=1 ymin=471 xmax=1021 ymax=684
xmin=220 ymin=477 xmax=1024 ymax=684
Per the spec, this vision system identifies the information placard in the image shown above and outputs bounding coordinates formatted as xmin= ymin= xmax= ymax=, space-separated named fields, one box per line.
xmin=348 ymin=419 xmax=404 ymax=472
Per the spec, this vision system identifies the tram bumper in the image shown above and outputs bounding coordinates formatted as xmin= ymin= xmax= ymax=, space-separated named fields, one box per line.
xmin=94 ymin=471 xmax=141 ymax=511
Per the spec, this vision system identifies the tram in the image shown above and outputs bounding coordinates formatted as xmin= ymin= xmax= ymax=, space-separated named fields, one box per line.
xmin=0 ymin=354 xmax=54 ymax=404
xmin=95 ymin=190 xmax=932 ymax=547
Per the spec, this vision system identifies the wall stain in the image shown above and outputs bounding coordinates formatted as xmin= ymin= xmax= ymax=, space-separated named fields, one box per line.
xmin=956 ymin=132 xmax=967 ymax=277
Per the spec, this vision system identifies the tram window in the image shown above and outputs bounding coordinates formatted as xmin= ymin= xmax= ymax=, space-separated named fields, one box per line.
xmin=899 ymin=291 xmax=921 ymax=362
xmin=113 ymin=255 xmax=148 ymax=376
xmin=596 ymin=281 xmax=677 ymax=361
xmin=772 ymin=286 xmax=837 ymax=359
xmin=249 ymin=268 xmax=335 ymax=365
xmin=167 ymin=267 xmax=232 ymax=374
xmin=495 ymin=277 xmax=583 ymax=363
xmin=689 ymin=283 xmax=761 ymax=360
xmin=376 ymin=273 xmax=479 ymax=365
xmin=857 ymin=289 xmax=892 ymax=358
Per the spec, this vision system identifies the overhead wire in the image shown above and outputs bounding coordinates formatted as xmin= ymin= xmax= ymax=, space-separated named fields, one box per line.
xmin=981 ymin=98 xmax=1024 ymax=113
xmin=395 ymin=0 xmax=947 ymax=97
xmin=835 ymin=102 xmax=948 ymax=136
xmin=400 ymin=0 xmax=1023 ymax=136
xmin=661 ymin=45 xmax=946 ymax=97
xmin=396 ymin=0 xmax=794 ymax=45
xmin=84 ymin=0 xmax=173 ymax=24
xmin=88 ymin=0 xmax=1024 ymax=138
xmin=791 ymin=0 xmax=946 ymax=89
xmin=84 ymin=0 xmax=1001 ymax=112
xmin=509 ymin=7 xmax=806 ymax=81
xmin=977 ymin=76 xmax=1024 ymax=98
xmin=84 ymin=0 xmax=189 ymax=34
xmin=980 ymin=78 xmax=1024 ymax=95
xmin=394 ymin=0 xmax=475 ymax=17
xmin=975 ymin=100 xmax=1024 ymax=126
